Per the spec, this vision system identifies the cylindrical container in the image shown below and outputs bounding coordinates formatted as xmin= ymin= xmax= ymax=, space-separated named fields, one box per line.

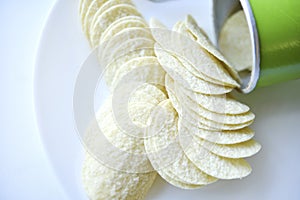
xmin=213 ymin=0 xmax=300 ymax=93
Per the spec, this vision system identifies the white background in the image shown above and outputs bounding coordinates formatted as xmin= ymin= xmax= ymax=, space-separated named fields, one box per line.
xmin=0 ymin=0 xmax=67 ymax=199
xmin=1 ymin=0 xmax=300 ymax=200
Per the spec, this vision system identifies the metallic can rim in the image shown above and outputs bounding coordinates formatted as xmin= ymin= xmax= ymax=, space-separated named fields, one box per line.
xmin=213 ymin=0 xmax=260 ymax=93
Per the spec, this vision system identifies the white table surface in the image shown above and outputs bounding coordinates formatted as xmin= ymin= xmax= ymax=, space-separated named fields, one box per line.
xmin=0 ymin=0 xmax=68 ymax=199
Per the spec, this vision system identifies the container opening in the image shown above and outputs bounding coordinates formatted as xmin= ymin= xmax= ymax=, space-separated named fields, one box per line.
xmin=213 ymin=0 xmax=260 ymax=93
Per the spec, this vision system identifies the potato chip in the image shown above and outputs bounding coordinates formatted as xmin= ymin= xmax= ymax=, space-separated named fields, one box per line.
xmin=166 ymin=75 xmax=249 ymax=115
xmin=88 ymin=0 xmax=133 ymax=39
xmin=179 ymin=118 xmax=255 ymax=145
xmin=179 ymin=124 xmax=260 ymax=158
xmin=128 ymin=102 xmax=157 ymax=128
xmin=145 ymin=100 xmax=217 ymax=187
xmin=90 ymin=4 xmax=142 ymax=47
xmin=102 ymin=38 xmax=155 ymax=87
xmin=158 ymin=170 xmax=203 ymax=189
xmin=164 ymin=75 xmax=217 ymax=131
xmin=159 ymin=172 xmax=204 ymax=189
xmin=96 ymin=97 xmax=146 ymax=154
xmin=175 ymin=86 xmax=255 ymax=125
xmin=172 ymin=21 xmax=234 ymax=88
xmin=154 ymin=44 xmax=233 ymax=95
xmin=181 ymin=104 xmax=253 ymax=131
xmin=100 ymin=16 xmax=148 ymax=44
xmin=219 ymin=11 xmax=253 ymax=72
xmin=111 ymin=56 xmax=165 ymax=90
xmin=128 ymin=84 xmax=167 ymax=128
xmin=82 ymin=0 xmax=108 ymax=41
xmin=99 ymin=28 xmax=154 ymax=68
xmin=150 ymin=18 xmax=239 ymax=87
xmin=102 ymin=27 xmax=153 ymax=52
xmin=184 ymin=15 xmax=241 ymax=81
xmin=180 ymin=136 xmax=252 ymax=179
xmin=80 ymin=0 xmax=94 ymax=23
xmin=128 ymin=82 xmax=167 ymax=105
xmin=82 ymin=152 xmax=157 ymax=200
xmin=165 ymin=75 xmax=253 ymax=130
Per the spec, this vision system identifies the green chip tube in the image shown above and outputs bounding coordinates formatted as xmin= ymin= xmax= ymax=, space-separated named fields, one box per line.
xmin=213 ymin=0 xmax=300 ymax=93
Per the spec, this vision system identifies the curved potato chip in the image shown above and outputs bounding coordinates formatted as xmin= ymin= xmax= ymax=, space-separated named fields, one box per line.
xmin=101 ymin=16 xmax=148 ymax=44
xmin=179 ymin=124 xmax=260 ymax=158
xmin=112 ymin=56 xmax=165 ymax=89
xmin=219 ymin=11 xmax=253 ymax=72
xmin=90 ymin=4 xmax=141 ymax=47
xmin=128 ymin=102 xmax=157 ymax=128
xmin=166 ymin=76 xmax=250 ymax=115
xmin=182 ymin=104 xmax=254 ymax=131
xmin=82 ymin=0 xmax=109 ymax=41
xmin=158 ymin=170 xmax=203 ymax=190
xmin=96 ymin=98 xmax=146 ymax=154
xmin=102 ymin=38 xmax=155 ymax=87
xmin=128 ymin=82 xmax=167 ymax=105
xmin=82 ymin=152 xmax=156 ymax=200
xmin=176 ymin=81 xmax=250 ymax=115
xmin=180 ymin=137 xmax=252 ymax=179
xmin=184 ymin=15 xmax=241 ymax=81
xmin=165 ymin=75 xmax=253 ymax=130
xmin=145 ymin=100 xmax=217 ymax=186
xmin=149 ymin=18 xmax=239 ymax=87
xmin=164 ymin=75 xmax=217 ymax=131
xmin=100 ymin=28 xmax=153 ymax=63
xmin=89 ymin=0 xmax=133 ymax=40
xmin=172 ymin=21 xmax=236 ymax=87
xmin=154 ymin=44 xmax=233 ymax=95
xmin=175 ymin=87 xmax=255 ymax=125
xmin=103 ymin=27 xmax=153 ymax=52
xmin=179 ymin=118 xmax=255 ymax=145
xmin=127 ymin=83 xmax=168 ymax=128
xmin=80 ymin=0 xmax=94 ymax=25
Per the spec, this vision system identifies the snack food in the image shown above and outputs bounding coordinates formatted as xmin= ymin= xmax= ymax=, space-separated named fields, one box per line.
xmin=78 ymin=0 xmax=261 ymax=199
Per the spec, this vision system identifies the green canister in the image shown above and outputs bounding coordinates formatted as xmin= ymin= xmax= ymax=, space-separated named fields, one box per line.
xmin=213 ymin=0 xmax=300 ymax=93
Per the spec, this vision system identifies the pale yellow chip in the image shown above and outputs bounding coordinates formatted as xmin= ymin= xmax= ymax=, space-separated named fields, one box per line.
xmin=111 ymin=56 xmax=165 ymax=90
xmin=82 ymin=152 xmax=156 ymax=200
xmin=164 ymin=76 xmax=215 ymax=131
xmin=180 ymin=137 xmax=252 ymax=179
xmin=158 ymin=170 xmax=203 ymax=190
xmin=179 ymin=118 xmax=255 ymax=145
xmin=164 ymin=75 xmax=183 ymax=115
xmin=101 ymin=27 xmax=153 ymax=55
xmin=166 ymin=75 xmax=250 ymax=115
xmin=177 ymin=83 xmax=250 ymax=115
xmin=145 ymin=100 xmax=217 ymax=187
xmin=96 ymin=97 xmax=146 ymax=154
xmin=128 ymin=83 xmax=167 ymax=128
xmin=82 ymin=0 xmax=108 ymax=41
xmin=181 ymin=104 xmax=254 ymax=131
xmin=175 ymin=87 xmax=255 ymax=125
xmin=172 ymin=21 xmax=232 ymax=87
xmin=90 ymin=4 xmax=142 ymax=47
xmin=184 ymin=15 xmax=241 ymax=82
xmin=128 ymin=82 xmax=167 ymax=105
xmin=179 ymin=124 xmax=261 ymax=158
xmin=165 ymin=75 xmax=253 ymax=130
xmin=103 ymin=44 xmax=155 ymax=88
xmin=100 ymin=16 xmax=148 ymax=44
xmin=154 ymin=44 xmax=233 ymax=95
xmin=88 ymin=0 xmax=133 ymax=41
xmin=219 ymin=11 xmax=253 ymax=72
xmin=149 ymin=18 xmax=239 ymax=87
xmin=128 ymin=102 xmax=157 ymax=128
xmin=99 ymin=27 xmax=153 ymax=66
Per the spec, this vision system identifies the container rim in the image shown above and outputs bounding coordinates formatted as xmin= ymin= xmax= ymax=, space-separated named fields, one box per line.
xmin=213 ymin=0 xmax=260 ymax=93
